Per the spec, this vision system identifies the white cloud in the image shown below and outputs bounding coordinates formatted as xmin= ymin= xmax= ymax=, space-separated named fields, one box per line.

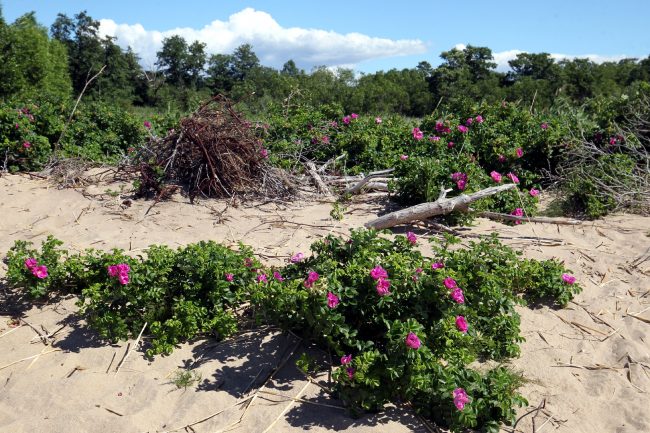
xmin=98 ymin=8 xmax=427 ymax=71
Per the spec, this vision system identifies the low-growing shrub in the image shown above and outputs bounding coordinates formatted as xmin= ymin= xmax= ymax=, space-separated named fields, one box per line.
xmin=4 ymin=230 xmax=581 ymax=432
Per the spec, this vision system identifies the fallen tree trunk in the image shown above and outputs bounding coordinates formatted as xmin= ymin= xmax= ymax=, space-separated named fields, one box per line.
xmin=365 ymin=183 xmax=516 ymax=229
xmin=305 ymin=161 xmax=332 ymax=196
xmin=479 ymin=211 xmax=582 ymax=225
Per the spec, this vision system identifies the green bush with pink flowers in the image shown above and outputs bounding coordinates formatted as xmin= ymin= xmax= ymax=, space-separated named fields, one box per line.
xmin=4 ymin=229 xmax=581 ymax=432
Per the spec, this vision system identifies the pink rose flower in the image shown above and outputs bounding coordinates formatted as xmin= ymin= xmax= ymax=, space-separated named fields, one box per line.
xmin=260 ymin=148 xmax=269 ymax=158
xmin=341 ymin=354 xmax=352 ymax=365
xmin=455 ymin=316 xmax=468 ymax=333
xmin=541 ymin=122 xmax=548 ymax=130
xmin=412 ymin=127 xmax=424 ymax=140
xmin=430 ymin=135 xmax=441 ymax=142
xmin=143 ymin=121 xmax=152 ymax=129
xmin=375 ymin=117 xmax=382 ymax=124
xmin=431 ymin=262 xmax=444 ymax=270
xmin=415 ymin=267 xmax=423 ymax=274
xmin=273 ymin=271 xmax=284 ymax=282
xmin=516 ymin=147 xmax=523 ymax=158
xmin=376 ymin=278 xmax=391 ymax=296
xmin=456 ymin=179 xmax=467 ymax=191
xmin=406 ymin=232 xmax=417 ymax=245
xmin=290 ymin=252 xmax=304 ymax=263
xmin=498 ymin=154 xmax=507 ymax=163
xmin=447 ymin=141 xmax=454 ymax=149
xmin=304 ymin=271 xmax=320 ymax=288
xmin=342 ymin=116 xmax=351 ymax=125
xmin=225 ymin=273 xmax=234 ymax=282
xmin=24 ymin=258 xmax=38 ymax=269
xmin=405 ymin=332 xmax=421 ymax=349
xmin=244 ymin=258 xmax=254 ymax=268
xmin=350 ymin=113 xmax=359 ymax=119
xmin=451 ymin=287 xmax=465 ymax=304
xmin=475 ymin=115 xmax=483 ymax=123
xmin=507 ymin=172 xmax=520 ymax=184
xmin=32 ymin=265 xmax=48 ymax=279
xmin=609 ymin=137 xmax=617 ymax=145
xmin=257 ymin=274 xmax=268 ymax=283
xmin=400 ymin=154 xmax=409 ymax=161
xmin=322 ymin=136 xmax=330 ymax=144
xmin=490 ymin=171 xmax=502 ymax=183
xmin=346 ymin=367 xmax=355 ymax=379
xmin=466 ymin=118 xmax=473 ymax=126
xmin=457 ymin=125 xmax=469 ymax=133
xmin=511 ymin=207 xmax=524 ymax=224
xmin=443 ymin=277 xmax=457 ymax=290
xmin=370 ymin=266 xmax=388 ymax=280
xmin=562 ymin=273 xmax=576 ymax=284
xmin=529 ymin=188 xmax=540 ymax=197
xmin=326 ymin=291 xmax=340 ymax=308
xmin=23 ymin=141 xmax=31 ymax=149
xmin=117 ymin=273 xmax=129 ymax=285
xmin=453 ymin=388 xmax=470 ymax=410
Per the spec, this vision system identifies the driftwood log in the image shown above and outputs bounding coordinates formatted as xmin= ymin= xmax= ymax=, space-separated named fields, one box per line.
xmin=305 ymin=161 xmax=332 ymax=195
xmin=344 ymin=169 xmax=394 ymax=195
xmin=365 ymin=184 xmax=516 ymax=229
xmin=479 ymin=211 xmax=582 ymax=225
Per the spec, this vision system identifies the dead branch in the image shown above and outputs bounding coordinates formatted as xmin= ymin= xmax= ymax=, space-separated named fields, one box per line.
xmin=305 ymin=161 xmax=332 ymax=196
xmin=365 ymin=183 xmax=516 ymax=230
xmin=479 ymin=211 xmax=582 ymax=225
xmin=343 ymin=168 xmax=394 ymax=195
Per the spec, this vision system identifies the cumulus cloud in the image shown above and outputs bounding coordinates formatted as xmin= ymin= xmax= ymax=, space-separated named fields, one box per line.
xmin=98 ymin=8 xmax=427 ymax=70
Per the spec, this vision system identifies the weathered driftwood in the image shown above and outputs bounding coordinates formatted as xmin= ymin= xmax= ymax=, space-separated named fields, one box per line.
xmin=479 ymin=211 xmax=582 ymax=225
xmin=305 ymin=161 xmax=332 ymax=195
xmin=344 ymin=169 xmax=394 ymax=195
xmin=365 ymin=183 xmax=516 ymax=229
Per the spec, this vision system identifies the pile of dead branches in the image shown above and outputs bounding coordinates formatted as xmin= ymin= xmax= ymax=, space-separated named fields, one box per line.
xmin=136 ymin=95 xmax=294 ymax=201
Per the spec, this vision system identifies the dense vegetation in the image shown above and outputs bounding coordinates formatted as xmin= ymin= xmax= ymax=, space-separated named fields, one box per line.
xmin=5 ymin=231 xmax=581 ymax=432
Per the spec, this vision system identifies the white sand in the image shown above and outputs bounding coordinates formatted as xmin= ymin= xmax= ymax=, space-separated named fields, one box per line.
xmin=1 ymin=172 xmax=648 ymax=432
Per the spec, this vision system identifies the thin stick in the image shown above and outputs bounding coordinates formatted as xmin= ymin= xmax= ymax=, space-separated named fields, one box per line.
xmin=115 ymin=322 xmax=147 ymax=375
xmin=261 ymin=381 xmax=311 ymax=433
xmin=0 ymin=325 xmax=22 ymax=339
xmin=0 ymin=348 xmax=61 ymax=371
xmin=54 ymin=65 xmax=107 ymax=151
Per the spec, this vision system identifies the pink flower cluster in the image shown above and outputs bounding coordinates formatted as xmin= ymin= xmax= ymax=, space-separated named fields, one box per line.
xmin=370 ymin=266 xmax=391 ymax=296
xmin=453 ymin=388 xmax=470 ymax=410
xmin=444 ymin=277 xmax=464 ymax=304
xmin=375 ymin=117 xmax=382 ymax=124
xmin=225 ymin=273 xmax=234 ymax=282
xmin=516 ymin=147 xmax=524 ymax=158
xmin=507 ymin=172 xmax=519 ymax=184
xmin=260 ymin=148 xmax=269 ymax=158
xmin=412 ymin=127 xmax=424 ymax=140
xmin=143 ymin=121 xmax=152 ymax=129
xmin=400 ymin=154 xmax=409 ymax=161
xmin=455 ymin=315 xmax=468 ymax=333
xmin=108 ymin=263 xmax=130 ymax=285
xmin=257 ymin=273 xmax=268 ymax=283
xmin=451 ymin=172 xmax=468 ymax=190
xmin=510 ymin=207 xmax=524 ymax=224
xmin=273 ymin=271 xmax=284 ymax=282
xmin=24 ymin=258 xmax=48 ymax=279
xmin=304 ymin=271 xmax=320 ymax=288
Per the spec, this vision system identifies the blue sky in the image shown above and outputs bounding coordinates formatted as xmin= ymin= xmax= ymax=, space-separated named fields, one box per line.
xmin=3 ymin=0 xmax=649 ymax=73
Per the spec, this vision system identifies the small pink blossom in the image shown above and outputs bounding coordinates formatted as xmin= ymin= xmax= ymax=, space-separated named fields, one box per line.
xmin=457 ymin=125 xmax=469 ymax=133
xmin=511 ymin=207 xmax=524 ymax=225
xmin=117 ymin=273 xmax=129 ymax=285
xmin=375 ymin=278 xmax=391 ymax=296
xmin=405 ymin=332 xmax=421 ymax=349
xmin=429 ymin=135 xmax=441 ymax=142
xmin=412 ymin=127 xmax=424 ymax=140
xmin=375 ymin=117 xmax=382 ymax=124
xmin=490 ymin=171 xmax=502 ymax=183
xmin=415 ymin=267 xmax=423 ymax=274
xmin=507 ymin=172 xmax=520 ymax=184
xmin=370 ymin=266 xmax=389 ymax=280
xmin=453 ymin=388 xmax=470 ymax=410
xmin=447 ymin=141 xmax=454 ymax=149
xmin=455 ymin=316 xmax=468 ymax=333
xmin=244 ymin=258 xmax=254 ymax=268
xmin=290 ymin=252 xmax=305 ymax=263
xmin=529 ymin=188 xmax=540 ymax=197
xmin=260 ymin=148 xmax=269 ymax=158
xmin=443 ymin=277 xmax=457 ymax=290
xmin=498 ymin=154 xmax=507 ymax=163
xmin=431 ymin=262 xmax=444 ymax=270
xmin=14 ymin=123 xmax=19 ymax=129
xmin=456 ymin=179 xmax=467 ymax=190
xmin=541 ymin=122 xmax=548 ymax=130
xmin=466 ymin=118 xmax=473 ymax=126
xmin=475 ymin=115 xmax=484 ymax=123
xmin=406 ymin=232 xmax=417 ymax=245
xmin=609 ymin=137 xmax=617 ymax=145
xmin=304 ymin=271 xmax=320 ymax=288
xmin=22 ymin=141 xmax=31 ymax=149
xmin=400 ymin=154 xmax=409 ymax=160
xmin=350 ymin=113 xmax=359 ymax=119
xmin=24 ymin=258 xmax=38 ymax=269
xmin=225 ymin=273 xmax=234 ymax=282
xmin=273 ymin=271 xmax=284 ymax=282
xmin=346 ymin=367 xmax=355 ymax=379
xmin=562 ymin=273 xmax=576 ymax=284
xmin=341 ymin=354 xmax=352 ymax=365
xmin=143 ymin=121 xmax=152 ymax=129
xmin=32 ymin=265 xmax=48 ymax=279
xmin=257 ymin=274 xmax=268 ymax=283
xmin=321 ymin=136 xmax=330 ymax=144
xmin=342 ymin=116 xmax=351 ymax=125
xmin=327 ymin=291 xmax=340 ymax=308
xmin=516 ymin=147 xmax=523 ymax=158
xmin=330 ymin=121 xmax=338 ymax=128
xmin=451 ymin=287 xmax=465 ymax=304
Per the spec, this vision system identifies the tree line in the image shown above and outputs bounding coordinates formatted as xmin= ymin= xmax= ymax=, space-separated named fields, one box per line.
xmin=2 ymin=8 xmax=650 ymax=114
